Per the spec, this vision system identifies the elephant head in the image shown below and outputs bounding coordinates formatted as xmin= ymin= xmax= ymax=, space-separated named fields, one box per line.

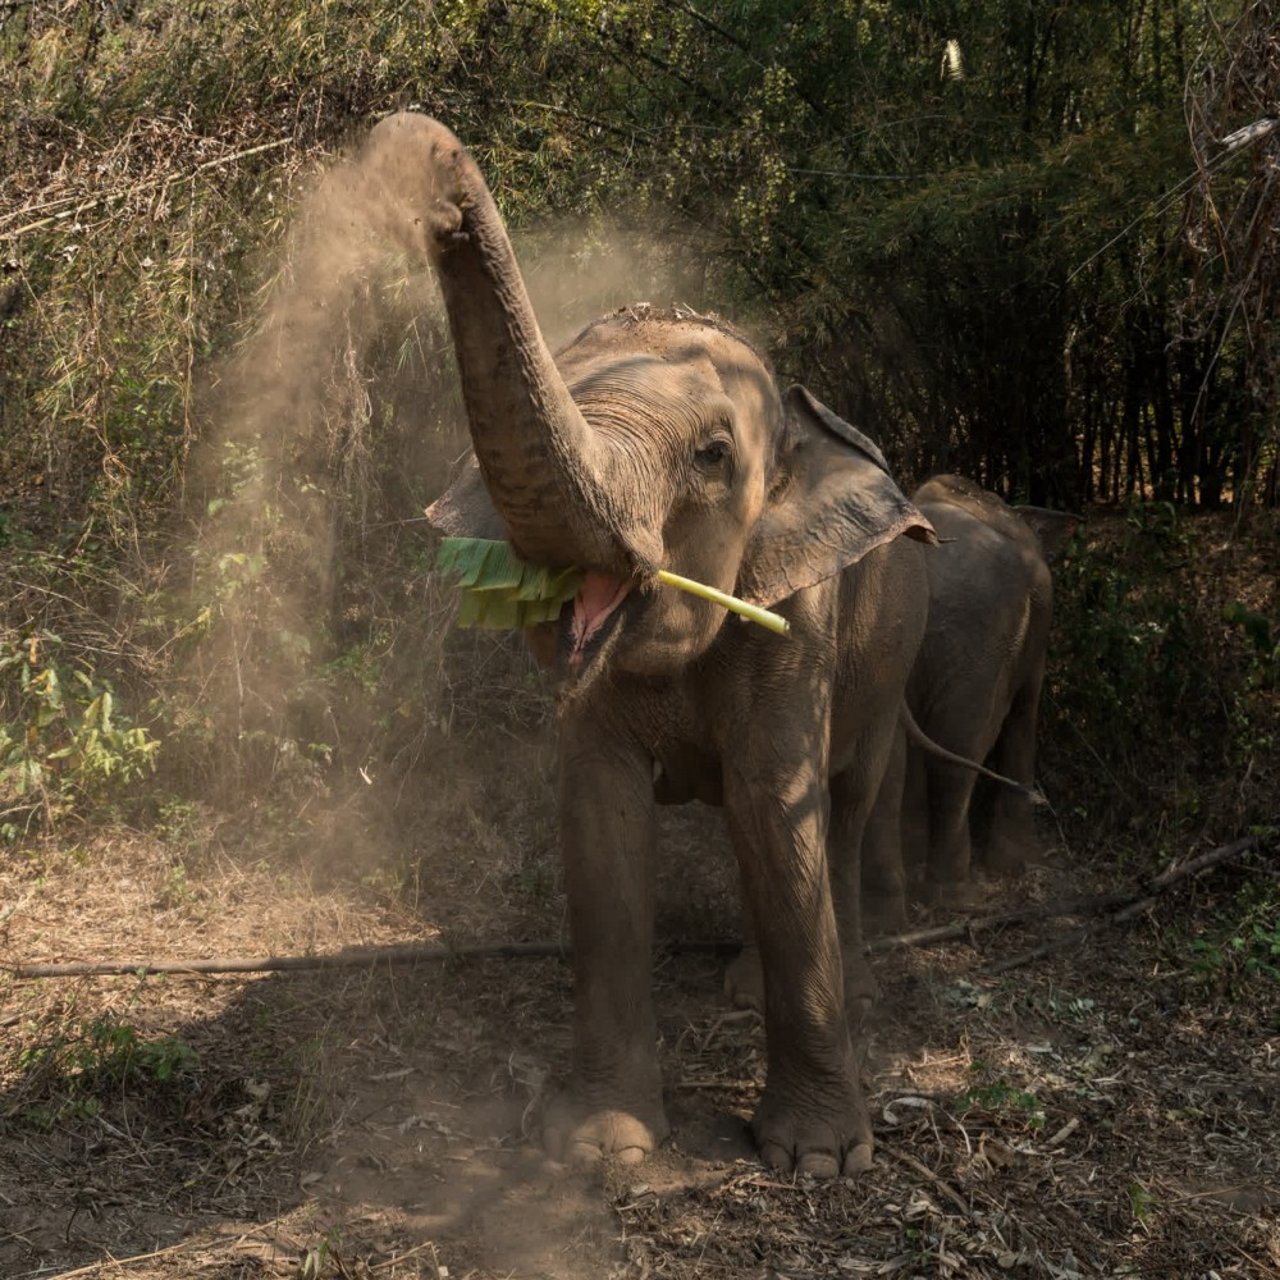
xmin=914 ymin=475 xmax=1080 ymax=564
xmin=363 ymin=113 xmax=933 ymax=675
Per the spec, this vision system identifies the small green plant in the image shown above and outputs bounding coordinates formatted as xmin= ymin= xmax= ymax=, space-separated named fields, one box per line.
xmin=19 ymin=1016 xmax=197 ymax=1085
xmin=296 ymin=1238 xmax=331 ymax=1280
xmin=1190 ymin=906 xmax=1280 ymax=984
xmin=1056 ymin=995 xmax=1096 ymax=1021
xmin=1126 ymin=1180 xmax=1156 ymax=1229
xmin=1223 ymin=600 xmax=1279 ymax=688
xmin=0 ymin=631 xmax=160 ymax=834
xmin=12 ymin=1014 xmax=199 ymax=1127
xmin=956 ymin=1062 xmax=1045 ymax=1131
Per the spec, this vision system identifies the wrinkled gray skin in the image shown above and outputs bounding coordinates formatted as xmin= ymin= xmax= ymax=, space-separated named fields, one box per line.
xmin=861 ymin=476 xmax=1079 ymax=930
xmin=366 ymin=112 xmax=937 ymax=1179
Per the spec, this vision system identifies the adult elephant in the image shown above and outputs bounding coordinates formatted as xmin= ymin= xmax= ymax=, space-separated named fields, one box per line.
xmin=366 ymin=112 xmax=936 ymax=1178
xmin=862 ymin=475 xmax=1079 ymax=930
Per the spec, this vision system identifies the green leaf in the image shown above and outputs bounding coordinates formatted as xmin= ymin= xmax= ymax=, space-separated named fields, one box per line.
xmin=437 ymin=538 xmax=584 ymax=630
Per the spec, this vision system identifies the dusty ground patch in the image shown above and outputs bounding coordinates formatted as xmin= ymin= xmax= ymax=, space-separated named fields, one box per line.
xmin=1 ymin=793 xmax=1278 ymax=1279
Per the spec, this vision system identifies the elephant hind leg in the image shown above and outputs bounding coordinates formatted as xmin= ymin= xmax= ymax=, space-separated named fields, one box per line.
xmin=828 ymin=768 xmax=885 ymax=1019
xmin=920 ymin=753 xmax=983 ymax=908
xmin=860 ymin=724 xmax=908 ymax=938
xmin=979 ymin=683 xmax=1043 ymax=877
xmin=733 ymin=762 xmax=891 ymax=1019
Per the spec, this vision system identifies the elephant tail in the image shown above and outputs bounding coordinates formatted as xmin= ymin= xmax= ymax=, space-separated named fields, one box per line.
xmin=899 ymin=705 xmax=1048 ymax=807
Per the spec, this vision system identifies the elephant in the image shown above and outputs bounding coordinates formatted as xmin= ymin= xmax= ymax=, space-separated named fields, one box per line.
xmin=861 ymin=475 xmax=1080 ymax=930
xmin=364 ymin=111 xmax=939 ymax=1179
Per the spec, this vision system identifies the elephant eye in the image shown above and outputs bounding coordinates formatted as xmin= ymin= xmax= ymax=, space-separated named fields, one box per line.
xmin=694 ymin=438 xmax=733 ymax=469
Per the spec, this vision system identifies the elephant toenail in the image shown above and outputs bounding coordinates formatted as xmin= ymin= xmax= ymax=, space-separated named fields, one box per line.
xmin=797 ymin=1151 xmax=840 ymax=1179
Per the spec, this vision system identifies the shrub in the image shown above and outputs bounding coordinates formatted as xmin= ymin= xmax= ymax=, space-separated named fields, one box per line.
xmin=0 ymin=626 xmax=159 ymax=838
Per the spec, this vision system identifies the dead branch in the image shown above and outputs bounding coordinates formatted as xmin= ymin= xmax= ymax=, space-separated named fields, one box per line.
xmin=2 ymin=938 xmax=750 ymax=979
xmin=5 ymin=940 xmax=574 ymax=979
xmin=878 ymin=1144 xmax=973 ymax=1218
xmin=4 ymin=837 xmax=1265 ymax=981
xmin=985 ymin=835 xmax=1264 ymax=975
xmin=1 ymin=896 xmax=1121 ymax=980
xmin=864 ymin=890 xmax=1134 ymax=953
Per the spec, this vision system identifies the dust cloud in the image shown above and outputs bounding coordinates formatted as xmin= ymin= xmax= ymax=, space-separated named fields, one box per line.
xmin=179 ymin=115 xmax=708 ymax=851
xmin=170 ymin=115 xmax=718 ymax=1277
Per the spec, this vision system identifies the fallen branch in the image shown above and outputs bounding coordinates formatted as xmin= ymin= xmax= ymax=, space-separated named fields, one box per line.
xmin=864 ymin=891 xmax=1133 ymax=953
xmin=3 ymin=938 xmax=738 ymax=980
xmin=1 ymin=896 xmax=1119 ymax=980
xmin=986 ymin=835 xmax=1264 ymax=975
xmin=879 ymin=1144 xmax=973 ymax=1218
xmin=4 ymin=837 xmax=1265 ymax=981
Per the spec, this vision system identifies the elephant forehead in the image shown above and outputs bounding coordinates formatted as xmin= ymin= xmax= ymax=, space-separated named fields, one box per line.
xmin=556 ymin=320 xmax=778 ymax=470
xmin=563 ymin=351 xmax=728 ymax=438
xmin=564 ymin=349 xmax=717 ymax=397
xmin=559 ymin=314 xmax=769 ymax=388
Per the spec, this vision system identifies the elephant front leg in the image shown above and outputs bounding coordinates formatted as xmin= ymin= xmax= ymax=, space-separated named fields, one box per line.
xmin=726 ymin=768 xmax=873 ymax=1179
xmin=542 ymin=718 xmax=667 ymax=1166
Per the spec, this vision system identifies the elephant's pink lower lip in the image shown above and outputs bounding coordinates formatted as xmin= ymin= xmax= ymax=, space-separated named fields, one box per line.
xmin=569 ymin=572 xmax=633 ymax=667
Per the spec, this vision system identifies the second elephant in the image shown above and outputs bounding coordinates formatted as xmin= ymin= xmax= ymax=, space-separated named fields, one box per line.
xmin=863 ymin=475 xmax=1079 ymax=928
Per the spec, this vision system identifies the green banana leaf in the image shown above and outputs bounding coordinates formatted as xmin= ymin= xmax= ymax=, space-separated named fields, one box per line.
xmin=435 ymin=537 xmax=790 ymax=636
xmin=437 ymin=538 xmax=584 ymax=630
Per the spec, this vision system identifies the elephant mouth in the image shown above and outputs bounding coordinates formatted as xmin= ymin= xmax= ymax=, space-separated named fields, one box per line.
xmin=562 ymin=570 xmax=636 ymax=672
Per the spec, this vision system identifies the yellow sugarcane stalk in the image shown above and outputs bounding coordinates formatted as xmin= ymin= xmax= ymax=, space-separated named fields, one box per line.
xmin=656 ymin=569 xmax=790 ymax=636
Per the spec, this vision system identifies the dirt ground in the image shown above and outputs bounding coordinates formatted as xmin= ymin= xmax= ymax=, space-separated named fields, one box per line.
xmin=1 ymin=760 xmax=1277 ymax=1280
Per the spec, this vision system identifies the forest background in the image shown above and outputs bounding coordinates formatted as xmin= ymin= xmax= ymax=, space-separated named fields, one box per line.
xmin=0 ymin=0 xmax=1276 ymax=879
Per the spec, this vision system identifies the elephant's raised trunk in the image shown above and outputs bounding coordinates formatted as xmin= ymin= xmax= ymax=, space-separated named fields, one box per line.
xmin=361 ymin=112 xmax=646 ymax=576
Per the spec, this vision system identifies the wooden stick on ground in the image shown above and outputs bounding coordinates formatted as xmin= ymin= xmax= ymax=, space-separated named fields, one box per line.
xmin=986 ymin=834 xmax=1263 ymax=976
xmin=0 ymin=893 xmax=1148 ymax=980
xmin=0 ymin=898 xmax=1120 ymax=981
xmin=3 ymin=836 xmax=1265 ymax=981
xmin=3 ymin=939 xmax=742 ymax=980
xmin=5 ymin=940 xmax=572 ymax=979
xmin=864 ymin=890 xmax=1134 ymax=953
xmin=878 ymin=1144 xmax=973 ymax=1218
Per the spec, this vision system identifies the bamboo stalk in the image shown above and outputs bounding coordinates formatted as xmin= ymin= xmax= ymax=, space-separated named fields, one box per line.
xmin=657 ymin=569 xmax=790 ymax=635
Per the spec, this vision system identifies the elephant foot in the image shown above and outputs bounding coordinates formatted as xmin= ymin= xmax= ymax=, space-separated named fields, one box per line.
xmin=542 ymin=1085 xmax=669 ymax=1167
xmin=729 ymin=945 xmax=878 ymax=1023
xmin=980 ymin=832 xmax=1037 ymax=877
xmin=752 ymin=1068 xmax=874 ymax=1179
xmin=861 ymin=887 xmax=908 ymax=937
xmin=725 ymin=945 xmax=765 ymax=1013
xmin=919 ymin=876 xmax=986 ymax=913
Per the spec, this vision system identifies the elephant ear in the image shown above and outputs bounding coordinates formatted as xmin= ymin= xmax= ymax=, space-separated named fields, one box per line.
xmin=424 ymin=453 xmax=507 ymax=540
xmin=738 ymin=386 xmax=936 ymax=608
xmin=1015 ymin=505 xmax=1081 ymax=563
